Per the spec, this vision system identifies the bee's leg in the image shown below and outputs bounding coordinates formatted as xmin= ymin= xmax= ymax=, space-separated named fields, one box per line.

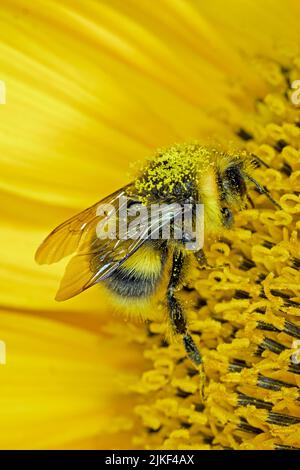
xmin=194 ymin=248 xmax=215 ymax=269
xmin=194 ymin=248 xmax=209 ymax=268
xmin=194 ymin=249 xmax=226 ymax=270
xmin=167 ymin=249 xmax=202 ymax=366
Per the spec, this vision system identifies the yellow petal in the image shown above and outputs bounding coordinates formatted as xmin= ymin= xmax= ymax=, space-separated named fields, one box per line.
xmin=0 ymin=311 xmax=142 ymax=449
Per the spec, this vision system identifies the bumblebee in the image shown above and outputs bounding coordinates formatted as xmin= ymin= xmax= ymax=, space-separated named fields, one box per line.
xmin=35 ymin=143 xmax=280 ymax=366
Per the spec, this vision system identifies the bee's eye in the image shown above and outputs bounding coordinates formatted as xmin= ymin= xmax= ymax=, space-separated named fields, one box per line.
xmin=224 ymin=165 xmax=246 ymax=197
xmin=221 ymin=207 xmax=233 ymax=227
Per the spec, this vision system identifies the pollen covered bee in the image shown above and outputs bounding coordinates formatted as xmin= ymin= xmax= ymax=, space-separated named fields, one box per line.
xmin=35 ymin=143 xmax=280 ymax=366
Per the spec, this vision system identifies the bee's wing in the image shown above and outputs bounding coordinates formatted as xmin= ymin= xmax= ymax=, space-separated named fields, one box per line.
xmin=35 ymin=184 xmax=132 ymax=265
xmin=54 ymin=235 xmax=147 ymax=301
xmin=36 ymin=186 xmax=184 ymax=301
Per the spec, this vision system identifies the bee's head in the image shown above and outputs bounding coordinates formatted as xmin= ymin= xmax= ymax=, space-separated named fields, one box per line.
xmin=197 ymin=154 xmax=249 ymax=235
xmin=217 ymin=155 xmax=281 ymax=229
xmin=218 ymin=162 xmax=247 ymax=228
xmin=197 ymin=149 xmax=281 ymax=237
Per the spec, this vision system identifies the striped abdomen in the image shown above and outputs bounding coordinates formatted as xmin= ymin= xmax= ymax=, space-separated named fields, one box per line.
xmin=104 ymin=242 xmax=166 ymax=299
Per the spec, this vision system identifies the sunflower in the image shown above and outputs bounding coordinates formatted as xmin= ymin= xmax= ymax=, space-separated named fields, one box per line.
xmin=1 ymin=0 xmax=300 ymax=450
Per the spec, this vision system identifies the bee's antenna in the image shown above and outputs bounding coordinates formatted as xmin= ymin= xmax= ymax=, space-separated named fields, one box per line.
xmin=250 ymin=154 xmax=270 ymax=168
xmin=246 ymin=193 xmax=255 ymax=208
xmin=245 ymin=174 xmax=282 ymax=210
